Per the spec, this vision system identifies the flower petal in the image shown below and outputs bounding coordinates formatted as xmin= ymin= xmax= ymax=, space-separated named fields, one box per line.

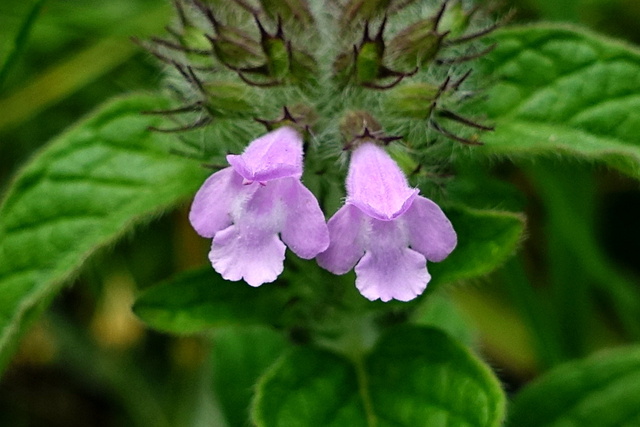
xmin=403 ymin=196 xmax=457 ymax=262
xmin=227 ymin=126 xmax=303 ymax=182
xmin=278 ymin=178 xmax=330 ymax=259
xmin=209 ymin=181 xmax=286 ymax=286
xmin=189 ymin=167 xmax=243 ymax=238
xmin=209 ymin=225 xmax=286 ymax=287
xmin=316 ymin=204 xmax=367 ymax=274
xmin=354 ymin=219 xmax=430 ymax=302
xmin=346 ymin=142 xmax=417 ymax=221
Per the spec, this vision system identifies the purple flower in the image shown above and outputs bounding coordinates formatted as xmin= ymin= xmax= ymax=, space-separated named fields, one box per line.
xmin=317 ymin=142 xmax=457 ymax=302
xmin=189 ymin=126 xmax=330 ymax=287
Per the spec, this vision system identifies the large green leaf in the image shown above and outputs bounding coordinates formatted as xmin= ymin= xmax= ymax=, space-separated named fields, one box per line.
xmin=508 ymin=345 xmax=640 ymax=426
xmin=430 ymin=206 xmax=525 ymax=286
xmin=253 ymin=326 xmax=505 ymax=427
xmin=211 ymin=326 xmax=290 ymax=427
xmin=0 ymin=95 xmax=206 ymax=373
xmin=133 ymin=268 xmax=290 ymax=334
xmin=413 ymin=291 xmax=476 ymax=347
xmin=477 ymin=25 xmax=640 ymax=178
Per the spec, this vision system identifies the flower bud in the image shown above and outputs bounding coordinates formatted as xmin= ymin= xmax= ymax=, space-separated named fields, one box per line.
xmin=341 ymin=0 xmax=393 ymax=24
xmin=262 ymin=35 xmax=291 ymax=80
xmin=256 ymin=104 xmax=318 ymax=133
xmin=203 ymin=81 xmax=256 ymax=117
xmin=438 ymin=0 xmax=473 ymax=37
xmin=356 ymin=39 xmax=385 ymax=85
xmin=333 ymin=50 xmax=356 ymax=86
xmin=207 ymin=22 xmax=264 ymax=69
xmin=180 ymin=26 xmax=212 ymax=54
xmin=289 ymin=49 xmax=318 ymax=86
xmin=387 ymin=19 xmax=447 ymax=69
xmin=258 ymin=0 xmax=314 ymax=28
xmin=340 ymin=110 xmax=382 ymax=146
xmin=384 ymin=83 xmax=441 ymax=119
xmin=255 ymin=17 xmax=318 ymax=86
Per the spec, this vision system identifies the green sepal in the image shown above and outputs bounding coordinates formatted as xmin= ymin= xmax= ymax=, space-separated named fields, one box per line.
xmin=263 ymin=37 xmax=291 ymax=80
xmin=179 ymin=25 xmax=212 ymax=53
xmin=439 ymin=1 xmax=473 ymax=37
xmin=259 ymin=0 xmax=314 ymax=28
xmin=333 ymin=50 xmax=356 ymax=86
xmin=289 ymin=48 xmax=318 ymax=86
xmin=385 ymin=82 xmax=441 ymax=118
xmin=356 ymin=40 xmax=385 ymax=84
xmin=387 ymin=19 xmax=445 ymax=69
xmin=208 ymin=23 xmax=264 ymax=70
xmin=341 ymin=0 xmax=393 ymax=24
xmin=202 ymin=81 xmax=257 ymax=117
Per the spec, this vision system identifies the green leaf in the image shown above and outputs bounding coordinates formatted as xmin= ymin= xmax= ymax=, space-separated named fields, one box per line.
xmin=133 ymin=268 xmax=289 ymax=334
xmin=254 ymin=346 xmax=367 ymax=427
xmin=253 ymin=326 xmax=505 ymax=427
xmin=412 ymin=291 xmax=476 ymax=347
xmin=0 ymin=94 xmax=206 ymax=373
xmin=508 ymin=345 xmax=640 ymax=427
xmin=0 ymin=3 xmax=171 ymax=132
xmin=477 ymin=25 xmax=640 ymax=178
xmin=430 ymin=206 xmax=525 ymax=286
xmin=0 ymin=0 xmax=46 ymax=90
xmin=211 ymin=326 xmax=290 ymax=427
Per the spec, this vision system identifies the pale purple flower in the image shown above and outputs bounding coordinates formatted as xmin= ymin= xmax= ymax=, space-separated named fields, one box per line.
xmin=317 ymin=142 xmax=457 ymax=302
xmin=189 ymin=126 xmax=330 ymax=287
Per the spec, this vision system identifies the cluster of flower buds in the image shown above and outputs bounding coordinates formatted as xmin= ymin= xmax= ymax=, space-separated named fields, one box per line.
xmin=139 ymin=0 xmax=507 ymax=301
xmin=138 ymin=0 xmax=506 ymax=146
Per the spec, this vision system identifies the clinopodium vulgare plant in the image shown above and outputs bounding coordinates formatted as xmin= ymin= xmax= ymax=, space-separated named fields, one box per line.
xmin=137 ymin=0 xmax=506 ymax=301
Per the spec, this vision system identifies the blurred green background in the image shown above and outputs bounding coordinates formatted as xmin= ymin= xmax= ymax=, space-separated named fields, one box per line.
xmin=1 ymin=0 xmax=640 ymax=426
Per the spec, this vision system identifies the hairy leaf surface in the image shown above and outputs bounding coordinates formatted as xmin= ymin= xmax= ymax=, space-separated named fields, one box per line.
xmin=477 ymin=25 xmax=640 ymax=178
xmin=253 ymin=327 xmax=505 ymax=427
xmin=509 ymin=346 xmax=640 ymax=426
xmin=0 ymin=95 xmax=206 ymax=372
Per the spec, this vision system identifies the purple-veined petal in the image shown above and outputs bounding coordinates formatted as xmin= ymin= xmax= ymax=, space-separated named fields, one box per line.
xmin=209 ymin=180 xmax=286 ymax=286
xmin=278 ymin=178 xmax=330 ymax=259
xmin=316 ymin=204 xmax=367 ymax=274
xmin=403 ymin=196 xmax=457 ymax=262
xmin=227 ymin=126 xmax=303 ymax=182
xmin=346 ymin=142 xmax=418 ymax=221
xmin=189 ymin=167 xmax=243 ymax=238
xmin=354 ymin=219 xmax=430 ymax=302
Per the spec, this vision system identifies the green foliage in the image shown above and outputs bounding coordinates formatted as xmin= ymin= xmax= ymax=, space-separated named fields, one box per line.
xmin=4 ymin=0 xmax=640 ymax=424
xmin=413 ymin=291 xmax=476 ymax=347
xmin=254 ymin=346 xmax=367 ymax=427
xmin=0 ymin=95 xmax=206 ymax=373
xmin=133 ymin=268 xmax=289 ymax=334
xmin=0 ymin=0 xmax=45 ymax=90
xmin=0 ymin=2 xmax=170 ymax=133
xmin=430 ymin=206 xmax=525 ymax=286
xmin=478 ymin=25 xmax=640 ymax=178
xmin=211 ymin=326 xmax=290 ymax=427
xmin=253 ymin=326 xmax=505 ymax=427
xmin=508 ymin=345 xmax=640 ymax=426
